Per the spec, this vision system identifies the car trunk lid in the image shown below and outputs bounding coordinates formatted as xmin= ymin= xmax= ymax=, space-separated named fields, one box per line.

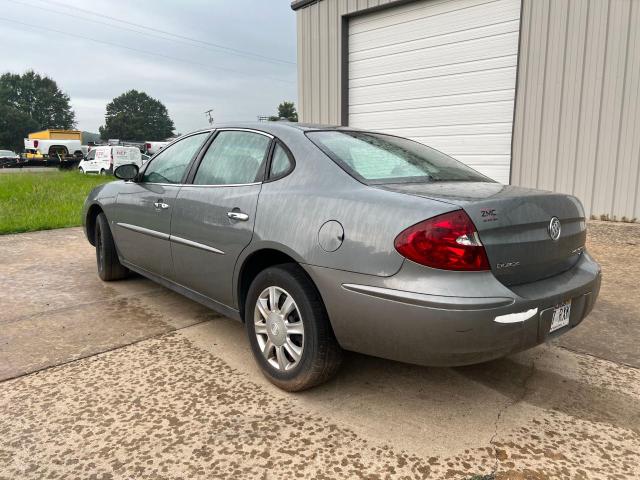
xmin=377 ymin=182 xmax=586 ymax=286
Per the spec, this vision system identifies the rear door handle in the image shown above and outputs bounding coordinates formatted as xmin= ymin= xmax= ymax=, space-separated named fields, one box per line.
xmin=154 ymin=201 xmax=170 ymax=210
xmin=227 ymin=211 xmax=249 ymax=221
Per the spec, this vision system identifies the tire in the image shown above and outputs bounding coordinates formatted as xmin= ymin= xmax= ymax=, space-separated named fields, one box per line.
xmin=79 ymin=167 xmax=84 ymax=174
xmin=95 ymin=213 xmax=128 ymax=281
xmin=100 ymin=169 xmax=106 ymax=176
xmin=245 ymin=264 xmax=342 ymax=391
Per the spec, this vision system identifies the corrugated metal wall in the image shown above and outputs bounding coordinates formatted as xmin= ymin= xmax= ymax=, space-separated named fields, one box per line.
xmin=296 ymin=0 xmax=640 ymax=220
xmin=296 ymin=0 xmax=400 ymax=125
xmin=512 ymin=0 xmax=640 ymax=220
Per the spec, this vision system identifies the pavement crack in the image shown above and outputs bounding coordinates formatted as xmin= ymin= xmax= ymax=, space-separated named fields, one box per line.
xmin=488 ymin=349 xmax=543 ymax=477
xmin=0 ymin=318 xmax=210 ymax=384
xmin=556 ymin=344 xmax=639 ymax=370
xmin=1 ymin=287 xmax=165 ymax=326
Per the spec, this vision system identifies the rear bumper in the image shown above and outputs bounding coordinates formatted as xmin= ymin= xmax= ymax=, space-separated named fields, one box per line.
xmin=304 ymin=252 xmax=601 ymax=366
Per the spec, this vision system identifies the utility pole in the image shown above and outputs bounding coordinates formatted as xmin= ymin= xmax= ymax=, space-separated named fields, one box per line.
xmin=204 ymin=109 xmax=214 ymax=125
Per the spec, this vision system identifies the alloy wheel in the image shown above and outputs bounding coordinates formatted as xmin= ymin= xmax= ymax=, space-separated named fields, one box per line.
xmin=254 ymin=286 xmax=304 ymax=371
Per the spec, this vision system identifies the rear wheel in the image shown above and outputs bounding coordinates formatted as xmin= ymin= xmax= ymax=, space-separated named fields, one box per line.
xmin=100 ymin=168 xmax=106 ymax=176
xmin=95 ymin=213 xmax=128 ymax=281
xmin=245 ymin=264 xmax=342 ymax=391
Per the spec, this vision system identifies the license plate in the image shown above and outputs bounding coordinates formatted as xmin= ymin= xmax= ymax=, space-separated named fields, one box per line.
xmin=550 ymin=300 xmax=571 ymax=332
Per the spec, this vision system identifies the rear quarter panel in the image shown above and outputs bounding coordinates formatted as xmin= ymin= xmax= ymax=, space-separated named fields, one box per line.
xmin=250 ymin=136 xmax=457 ymax=277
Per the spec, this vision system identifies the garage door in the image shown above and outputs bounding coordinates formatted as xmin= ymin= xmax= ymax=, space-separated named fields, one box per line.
xmin=348 ymin=0 xmax=521 ymax=184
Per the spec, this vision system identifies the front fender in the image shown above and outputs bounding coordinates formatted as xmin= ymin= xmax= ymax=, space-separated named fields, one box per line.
xmin=82 ymin=182 xmax=120 ymax=243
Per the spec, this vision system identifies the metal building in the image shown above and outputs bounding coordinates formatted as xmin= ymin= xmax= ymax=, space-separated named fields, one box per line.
xmin=291 ymin=0 xmax=640 ymax=220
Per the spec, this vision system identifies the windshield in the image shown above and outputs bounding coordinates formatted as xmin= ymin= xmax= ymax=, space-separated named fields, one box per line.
xmin=307 ymin=131 xmax=492 ymax=184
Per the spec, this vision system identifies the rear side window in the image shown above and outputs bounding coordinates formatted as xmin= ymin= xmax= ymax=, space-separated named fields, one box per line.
xmin=193 ymin=131 xmax=270 ymax=185
xmin=269 ymin=143 xmax=293 ymax=179
xmin=307 ymin=131 xmax=491 ymax=184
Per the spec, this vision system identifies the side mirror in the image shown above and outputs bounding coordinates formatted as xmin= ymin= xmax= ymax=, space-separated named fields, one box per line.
xmin=114 ymin=163 xmax=139 ymax=181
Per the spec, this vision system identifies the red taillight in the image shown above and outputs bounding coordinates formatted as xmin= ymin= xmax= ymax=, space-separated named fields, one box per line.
xmin=394 ymin=210 xmax=490 ymax=271
xmin=145 ymin=143 xmax=151 ymax=150
xmin=33 ymin=140 xmax=39 ymax=148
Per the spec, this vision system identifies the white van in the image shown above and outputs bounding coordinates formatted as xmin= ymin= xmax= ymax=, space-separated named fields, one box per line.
xmin=78 ymin=146 xmax=142 ymax=175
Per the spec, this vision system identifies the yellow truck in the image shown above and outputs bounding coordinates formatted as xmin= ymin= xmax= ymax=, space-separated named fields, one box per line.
xmin=23 ymin=129 xmax=85 ymax=161
xmin=29 ymin=129 xmax=82 ymax=141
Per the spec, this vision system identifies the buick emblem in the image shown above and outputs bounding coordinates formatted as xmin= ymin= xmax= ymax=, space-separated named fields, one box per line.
xmin=548 ymin=217 xmax=561 ymax=241
xmin=270 ymin=322 xmax=280 ymax=336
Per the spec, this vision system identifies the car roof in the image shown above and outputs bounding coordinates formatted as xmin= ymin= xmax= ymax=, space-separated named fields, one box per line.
xmin=188 ymin=121 xmax=365 ymax=136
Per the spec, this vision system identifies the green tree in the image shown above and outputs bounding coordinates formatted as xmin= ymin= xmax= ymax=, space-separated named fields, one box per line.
xmin=0 ymin=104 xmax=39 ymax=152
xmin=0 ymin=71 xmax=75 ymax=151
xmin=0 ymin=70 xmax=76 ymax=130
xmin=269 ymin=101 xmax=298 ymax=122
xmin=99 ymin=90 xmax=174 ymax=141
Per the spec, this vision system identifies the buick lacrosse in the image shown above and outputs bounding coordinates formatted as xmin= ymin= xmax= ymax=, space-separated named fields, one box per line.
xmin=83 ymin=123 xmax=601 ymax=391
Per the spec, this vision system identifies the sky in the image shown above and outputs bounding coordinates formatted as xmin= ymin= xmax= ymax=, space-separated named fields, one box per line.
xmin=0 ymin=0 xmax=298 ymax=134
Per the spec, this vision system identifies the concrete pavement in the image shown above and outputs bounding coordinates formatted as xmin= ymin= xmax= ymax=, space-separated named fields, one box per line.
xmin=0 ymin=225 xmax=638 ymax=479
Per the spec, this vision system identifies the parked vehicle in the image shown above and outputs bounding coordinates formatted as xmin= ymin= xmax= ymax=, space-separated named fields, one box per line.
xmin=83 ymin=123 xmax=601 ymax=391
xmin=141 ymin=153 xmax=151 ymax=164
xmin=78 ymin=146 xmax=142 ymax=175
xmin=23 ymin=138 xmax=83 ymax=159
xmin=0 ymin=149 xmax=20 ymax=167
xmin=145 ymin=141 xmax=169 ymax=155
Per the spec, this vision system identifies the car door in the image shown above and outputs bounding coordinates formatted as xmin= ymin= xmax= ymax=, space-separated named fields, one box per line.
xmin=94 ymin=148 xmax=110 ymax=172
xmin=170 ymin=129 xmax=273 ymax=307
xmin=110 ymin=132 xmax=211 ymax=279
xmin=82 ymin=149 xmax=95 ymax=171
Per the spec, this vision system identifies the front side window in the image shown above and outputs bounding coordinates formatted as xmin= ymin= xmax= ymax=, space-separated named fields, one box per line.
xmin=85 ymin=150 xmax=95 ymax=161
xmin=193 ymin=131 xmax=270 ymax=185
xmin=307 ymin=131 xmax=492 ymax=184
xmin=142 ymin=133 xmax=209 ymax=184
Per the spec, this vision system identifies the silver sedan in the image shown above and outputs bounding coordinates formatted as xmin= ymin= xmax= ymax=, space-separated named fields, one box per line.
xmin=83 ymin=123 xmax=601 ymax=391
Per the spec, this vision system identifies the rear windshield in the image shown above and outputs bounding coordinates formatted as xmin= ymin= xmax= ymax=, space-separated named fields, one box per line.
xmin=307 ymin=130 xmax=492 ymax=184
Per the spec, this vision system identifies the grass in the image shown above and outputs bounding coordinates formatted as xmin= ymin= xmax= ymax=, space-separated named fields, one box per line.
xmin=0 ymin=170 xmax=112 ymax=234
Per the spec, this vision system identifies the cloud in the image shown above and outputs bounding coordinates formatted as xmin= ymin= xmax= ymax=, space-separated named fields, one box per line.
xmin=1 ymin=0 xmax=297 ymax=134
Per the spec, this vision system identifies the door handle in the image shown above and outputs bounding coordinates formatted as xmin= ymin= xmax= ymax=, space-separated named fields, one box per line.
xmin=227 ymin=211 xmax=249 ymax=221
xmin=154 ymin=201 xmax=170 ymax=210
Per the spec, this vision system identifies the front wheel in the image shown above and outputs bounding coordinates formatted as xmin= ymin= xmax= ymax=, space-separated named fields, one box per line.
xmin=78 ymin=167 xmax=84 ymax=174
xmin=99 ymin=169 xmax=106 ymax=176
xmin=95 ymin=213 xmax=128 ymax=281
xmin=245 ymin=264 xmax=342 ymax=391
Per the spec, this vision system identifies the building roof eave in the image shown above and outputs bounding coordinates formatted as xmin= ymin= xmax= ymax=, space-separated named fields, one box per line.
xmin=291 ymin=0 xmax=320 ymax=11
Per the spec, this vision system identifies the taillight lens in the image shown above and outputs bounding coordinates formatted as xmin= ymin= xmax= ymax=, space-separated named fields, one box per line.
xmin=394 ymin=210 xmax=490 ymax=271
xmin=33 ymin=140 xmax=39 ymax=148
xmin=145 ymin=143 xmax=151 ymax=150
